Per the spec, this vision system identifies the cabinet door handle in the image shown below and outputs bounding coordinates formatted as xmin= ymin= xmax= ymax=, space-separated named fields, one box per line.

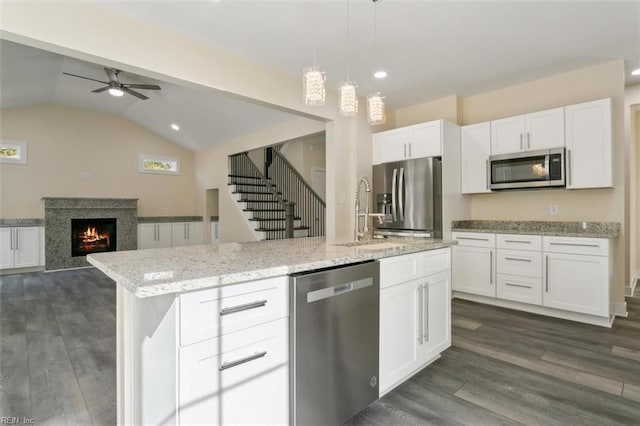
xmin=545 ymin=255 xmax=549 ymax=292
xmin=15 ymin=229 xmax=18 ymax=251
xmin=219 ymin=351 xmax=267 ymax=371
xmin=527 ymin=132 xmax=531 ymax=149
xmin=520 ymin=133 xmax=523 ymax=150
xmin=567 ymin=149 xmax=572 ymax=187
xmin=486 ymin=159 xmax=490 ymax=190
xmin=220 ymin=300 xmax=268 ymax=316
xmin=416 ymin=286 xmax=422 ymax=344
xmin=423 ymin=284 xmax=429 ymax=342
xmin=408 ymin=143 xmax=412 ymax=157
xmin=456 ymin=236 xmax=490 ymax=241
xmin=504 ymin=257 xmax=533 ymax=262
xmin=504 ymin=239 xmax=532 ymax=244
xmin=549 ymin=242 xmax=599 ymax=248
xmin=404 ymin=143 xmax=407 ymax=158
xmin=489 ymin=250 xmax=493 ymax=284
xmin=10 ymin=229 xmax=14 ymax=250
xmin=505 ymin=282 xmax=533 ymax=289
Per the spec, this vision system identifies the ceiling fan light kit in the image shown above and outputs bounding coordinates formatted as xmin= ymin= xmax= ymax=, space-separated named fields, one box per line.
xmin=62 ymin=67 xmax=161 ymax=100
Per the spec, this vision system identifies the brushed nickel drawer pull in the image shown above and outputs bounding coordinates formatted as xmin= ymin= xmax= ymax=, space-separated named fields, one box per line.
xmin=220 ymin=300 xmax=268 ymax=316
xmin=219 ymin=351 xmax=267 ymax=371
xmin=545 ymin=255 xmax=549 ymax=292
xmin=504 ymin=240 xmax=532 ymax=244
xmin=504 ymin=257 xmax=533 ymax=262
xmin=549 ymin=242 xmax=599 ymax=248
xmin=456 ymin=236 xmax=490 ymax=241
xmin=505 ymin=282 xmax=533 ymax=289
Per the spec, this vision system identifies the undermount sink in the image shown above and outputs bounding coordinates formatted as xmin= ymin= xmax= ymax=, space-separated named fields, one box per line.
xmin=352 ymin=242 xmax=409 ymax=251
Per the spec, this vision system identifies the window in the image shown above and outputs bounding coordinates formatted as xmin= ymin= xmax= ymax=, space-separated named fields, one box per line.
xmin=0 ymin=141 xmax=27 ymax=165
xmin=139 ymin=154 xmax=180 ymax=175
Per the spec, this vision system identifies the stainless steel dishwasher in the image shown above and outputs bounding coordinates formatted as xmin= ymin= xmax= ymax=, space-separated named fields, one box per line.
xmin=290 ymin=260 xmax=379 ymax=425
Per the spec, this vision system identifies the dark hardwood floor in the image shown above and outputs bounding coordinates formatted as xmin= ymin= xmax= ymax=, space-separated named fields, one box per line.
xmin=1 ymin=269 xmax=640 ymax=425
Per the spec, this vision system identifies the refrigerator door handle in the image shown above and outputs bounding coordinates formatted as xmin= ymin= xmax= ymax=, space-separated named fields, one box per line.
xmin=398 ymin=167 xmax=405 ymax=221
xmin=391 ymin=168 xmax=398 ymax=222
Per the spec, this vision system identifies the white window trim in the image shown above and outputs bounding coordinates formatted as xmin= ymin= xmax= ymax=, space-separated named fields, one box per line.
xmin=139 ymin=154 xmax=180 ymax=175
xmin=0 ymin=140 xmax=27 ymax=165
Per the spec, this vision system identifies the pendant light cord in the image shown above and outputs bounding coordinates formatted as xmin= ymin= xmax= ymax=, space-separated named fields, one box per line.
xmin=347 ymin=0 xmax=351 ymax=80
xmin=313 ymin=0 xmax=317 ymax=66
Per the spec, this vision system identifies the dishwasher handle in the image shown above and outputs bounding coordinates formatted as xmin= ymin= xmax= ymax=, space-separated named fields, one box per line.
xmin=306 ymin=277 xmax=373 ymax=303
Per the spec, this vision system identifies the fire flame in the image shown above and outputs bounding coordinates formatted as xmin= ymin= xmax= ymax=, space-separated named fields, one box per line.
xmin=79 ymin=226 xmax=110 ymax=245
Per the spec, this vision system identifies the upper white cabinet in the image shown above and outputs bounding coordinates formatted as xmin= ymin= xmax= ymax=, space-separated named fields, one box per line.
xmin=0 ymin=226 xmax=43 ymax=270
xmin=491 ymin=107 xmax=564 ymax=155
xmin=461 ymin=122 xmax=491 ymax=194
xmin=373 ymin=120 xmax=442 ymax=165
xmin=565 ymin=98 xmax=612 ymax=189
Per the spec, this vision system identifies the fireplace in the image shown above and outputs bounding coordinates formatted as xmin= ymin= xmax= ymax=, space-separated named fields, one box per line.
xmin=71 ymin=218 xmax=117 ymax=257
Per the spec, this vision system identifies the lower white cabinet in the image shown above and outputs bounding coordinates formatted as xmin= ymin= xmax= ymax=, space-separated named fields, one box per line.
xmin=211 ymin=221 xmax=220 ymax=244
xmin=138 ymin=223 xmax=172 ymax=249
xmin=451 ymin=232 xmax=496 ymax=297
xmin=172 ymin=221 xmax=203 ymax=247
xmin=0 ymin=226 xmax=42 ymax=270
xmin=178 ymin=318 xmax=289 ymax=426
xmin=379 ymin=249 xmax=451 ymax=396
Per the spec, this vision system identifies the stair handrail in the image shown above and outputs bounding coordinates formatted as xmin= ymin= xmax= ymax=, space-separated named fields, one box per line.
xmin=270 ymin=148 xmax=326 ymax=208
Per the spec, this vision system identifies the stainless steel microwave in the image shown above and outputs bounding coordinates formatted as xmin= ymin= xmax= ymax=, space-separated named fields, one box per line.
xmin=489 ymin=148 xmax=565 ymax=190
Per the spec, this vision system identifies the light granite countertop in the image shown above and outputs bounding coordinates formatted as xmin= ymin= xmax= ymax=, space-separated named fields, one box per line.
xmin=0 ymin=218 xmax=45 ymax=227
xmin=137 ymin=216 xmax=203 ymax=223
xmin=452 ymin=220 xmax=620 ymax=238
xmin=87 ymin=237 xmax=454 ymax=298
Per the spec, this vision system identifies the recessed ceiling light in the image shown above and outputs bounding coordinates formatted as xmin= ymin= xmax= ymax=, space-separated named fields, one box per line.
xmin=374 ymin=70 xmax=388 ymax=79
xmin=170 ymin=124 xmax=180 ymax=131
xmin=632 ymin=68 xmax=640 ymax=76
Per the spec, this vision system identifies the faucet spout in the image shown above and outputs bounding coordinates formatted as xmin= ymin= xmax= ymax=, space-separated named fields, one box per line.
xmin=355 ymin=177 xmax=371 ymax=241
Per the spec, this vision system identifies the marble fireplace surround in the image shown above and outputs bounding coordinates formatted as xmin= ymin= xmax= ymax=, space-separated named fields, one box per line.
xmin=43 ymin=197 xmax=138 ymax=270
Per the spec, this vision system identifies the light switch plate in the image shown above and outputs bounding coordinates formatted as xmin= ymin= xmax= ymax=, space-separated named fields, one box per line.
xmin=549 ymin=204 xmax=559 ymax=215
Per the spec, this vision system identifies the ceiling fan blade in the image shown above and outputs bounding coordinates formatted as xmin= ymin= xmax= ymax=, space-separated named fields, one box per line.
xmin=91 ymin=86 xmax=110 ymax=93
xmin=104 ymin=67 xmax=119 ymax=82
xmin=123 ymin=84 xmax=162 ymax=90
xmin=62 ymin=72 xmax=109 ymax=85
xmin=123 ymin=87 xmax=149 ymax=100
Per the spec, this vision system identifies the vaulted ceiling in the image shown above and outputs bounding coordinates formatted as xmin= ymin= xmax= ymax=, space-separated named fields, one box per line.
xmin=2 ymin=1 xmax=639 ymax=151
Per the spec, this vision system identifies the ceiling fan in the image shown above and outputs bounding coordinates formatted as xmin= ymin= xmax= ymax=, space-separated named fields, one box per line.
xmin=62 ymin=67 xmax=161 ymax=100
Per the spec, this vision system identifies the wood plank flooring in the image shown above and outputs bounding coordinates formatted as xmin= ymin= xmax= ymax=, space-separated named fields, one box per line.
xmin=2 ymin=269 xmax=640 ymax=425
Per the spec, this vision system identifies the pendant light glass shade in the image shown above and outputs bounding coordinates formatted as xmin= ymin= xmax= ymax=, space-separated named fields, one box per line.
xmin=367 ymin=92 xmax=386 ymax=125
xmin=303 ymin=66 xmax=326 ymax=106
xmin=339 ymin=81 xmax=358 ymax=117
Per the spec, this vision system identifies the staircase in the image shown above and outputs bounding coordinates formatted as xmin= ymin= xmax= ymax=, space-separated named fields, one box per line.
xmin=229 ymin=151 xmax=325 ymax=241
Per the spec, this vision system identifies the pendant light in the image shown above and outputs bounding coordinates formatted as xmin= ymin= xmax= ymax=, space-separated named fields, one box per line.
xmin=367 ymin=0 xmax=386 ymax=125
xmin=303 ymin=1 xmax=326 ymax=106
xmin=339 ymin=0 xmax=358 ymax=117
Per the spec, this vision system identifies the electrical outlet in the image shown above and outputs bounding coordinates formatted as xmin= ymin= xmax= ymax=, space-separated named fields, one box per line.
xmin=339 ymin=193 xmax=345 ymax=205
xmin=549 ymin=204 xmax=559 ymax=215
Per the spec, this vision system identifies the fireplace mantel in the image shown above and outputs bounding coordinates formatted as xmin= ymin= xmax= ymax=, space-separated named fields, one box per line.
xmin=43 ymin=197 xmax=138 ymax=270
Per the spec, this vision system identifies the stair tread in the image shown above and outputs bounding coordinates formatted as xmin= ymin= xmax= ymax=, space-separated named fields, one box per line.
xmin=228 ymin=174 xmax=262 ymax=179
xmin=241 ymin=200 xmax=281 ymax=203
xmin=256 ymin=226 xmax=310 ymax=231
xmin=243 ymin=209 xmax=286 ymax=212
xmin=228 ymin=183 xmax=268 ymax=187
xmin=233 ymin=191 xmax=281 ymax=195
xmin=249 ymin=217 xmax=301 ymax=221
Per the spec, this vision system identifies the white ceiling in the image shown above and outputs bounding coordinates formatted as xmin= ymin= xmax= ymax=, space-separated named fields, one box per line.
xmin=2 ymin=1 xmax=639 ymax=151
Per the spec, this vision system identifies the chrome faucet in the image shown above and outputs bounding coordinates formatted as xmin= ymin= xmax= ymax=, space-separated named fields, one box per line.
xmin=355 ymin=177 xmax=371 ymax=240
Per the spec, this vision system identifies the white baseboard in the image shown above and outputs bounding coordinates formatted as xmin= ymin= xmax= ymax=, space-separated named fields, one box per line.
xmin=614 ymin=302 xmax=628 ymax=318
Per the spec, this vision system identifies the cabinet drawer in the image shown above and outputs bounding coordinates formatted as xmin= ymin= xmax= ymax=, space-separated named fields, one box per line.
xmin=497 ymin=234 xmax=542 ymax=251
xmin=543 ymin=236 xmax=608 ymax=256
xmin=180 ymin=276 xmax=288 ymax=347
xmin=452 ymin=232 xmax=495 ymax=248
xmin=418 ymin=248 xmax=450 ymax=278
xmin=497 ymin=249 xmax=541 ymax=278
xmin=380 ymin=253 xmax=420 ymax=289
xmin=179 ymin=318 xmax=289 ymax=426
xmin=497 ymin=274 xmax=542 ymax=305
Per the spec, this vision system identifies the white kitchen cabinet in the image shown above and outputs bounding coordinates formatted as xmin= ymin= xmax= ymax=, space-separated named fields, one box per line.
xmin=565 ymin=98 xmax=612 ymax=189
xmin=543 ymin=236 xmax=609 ymax=317
xmin=379 ymin=249 xmax=451 ymax=396
xmin=451 ymin=232 xmax=496 ymax=297
xmin=372 ymin=120 xmax=442 ymax=165
xmin=491 ymin=107 xmax=564 ymax=155
xmin=138 ymin=223 xmax=172 ymax=249
xmin=178 ymin=318 xmax=289 ymax=426
xmin=171 ymin=221 xmax=203 ymax=247
xmin=460 ymin=122 xmax=491 ymax=194
xmin=0 ymin=226 xmax=42 ymax=270
xmin=496 ymin=234 xmax=542 ymax=305
xmin=211 ymin=221 xmax=219 ymax=244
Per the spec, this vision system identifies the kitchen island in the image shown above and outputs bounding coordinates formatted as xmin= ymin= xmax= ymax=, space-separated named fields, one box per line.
xmin=88 ymin=237 xmax=455 ymax=425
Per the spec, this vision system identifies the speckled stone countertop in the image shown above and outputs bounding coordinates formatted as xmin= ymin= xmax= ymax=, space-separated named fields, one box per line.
xmin=0 ymin=218 xmax=45 ymax=227
xmin=452 ymin=220 xmax=620 ymax=238
xmin=137 ymin=216 xmax=203 ymax=223
xmin=87 ymin=237 xmax=454 ymax=298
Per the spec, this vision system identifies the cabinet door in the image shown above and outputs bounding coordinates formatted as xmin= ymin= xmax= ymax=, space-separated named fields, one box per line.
xmin=543 ymin=253 xmax=609 ymax=317
xmin=138 ymin=224 xmax=157 ymax=249
xmin=422 ymin=271 xmax=451 ymax=362
xmin=179 ymin=318 xmax=289 ymax=425
xmin=452 ymin=246 xmax=495 ymax=297
xmin=211 ymin=222 xmax=219 ymax=244
xmin=379 ymin=279 xmax=422 ymax=395
xmin=157 ymin=223 xmax=172 ymax=248
xmin=13 ymin=227 xmax=40 ymax=268
xmin=565 ymin=98 xmax=612 ymax=189
xmin=409 ymin=121 xmax=441 ymax=158
xmin=491 ymin=115 xmax=525 ymax=155
xmin=0 ymin=228 xmax=14 ymax=269
xmin=372 ymin=128 xmax=409 ymax=165
xmin=186 ymin=222 xmax=203 ymax=245
xmin=525 ymin=107 xmax=564 ymax=151
xmin=461 ymin=122 xmax=491 ymax=194
xmin=171 ymin=222 xmax=188 ymax=247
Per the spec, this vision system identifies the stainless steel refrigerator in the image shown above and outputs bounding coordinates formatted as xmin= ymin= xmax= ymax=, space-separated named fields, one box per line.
xmin=372 ymin=156 xmax=442 ymax=238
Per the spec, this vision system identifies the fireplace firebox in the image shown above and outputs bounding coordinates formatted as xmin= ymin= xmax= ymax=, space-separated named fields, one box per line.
xmin=71 ymin=218 xmax=117 ymax=257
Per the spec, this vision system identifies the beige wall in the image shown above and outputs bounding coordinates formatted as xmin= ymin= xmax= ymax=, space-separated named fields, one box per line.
xmin=395 ymin=95 xmax=462 ymax=126
xmin=281 ymin=133 xmax=326 ymax=191
xmin=0 ymin=104 xmax=196 ymax=218
xmin=195 ymin=117 xmax=325 ymax=243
